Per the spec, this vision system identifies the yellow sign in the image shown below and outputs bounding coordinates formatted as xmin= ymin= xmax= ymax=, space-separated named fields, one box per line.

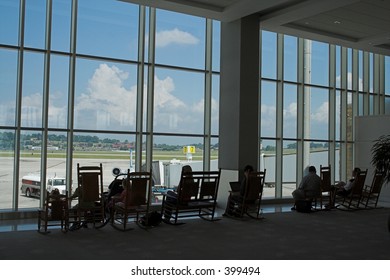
xmin=183 ymin=146 xmax=196 ymax=154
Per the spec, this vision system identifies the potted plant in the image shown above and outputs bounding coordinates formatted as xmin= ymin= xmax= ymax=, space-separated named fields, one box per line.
xmin=370 ymin=134 xmax=390 ymax=232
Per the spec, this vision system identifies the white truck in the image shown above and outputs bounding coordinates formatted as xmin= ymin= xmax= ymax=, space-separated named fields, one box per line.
xmin=20 ymin=175 xmax=68 ymax=197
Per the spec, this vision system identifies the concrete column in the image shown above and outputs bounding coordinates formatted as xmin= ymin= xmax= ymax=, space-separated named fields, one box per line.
xmin=219 ymin=14 xmax=260 ymax=174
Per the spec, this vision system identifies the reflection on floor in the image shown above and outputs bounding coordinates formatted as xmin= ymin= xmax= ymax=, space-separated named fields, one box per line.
xmin=0 ymin=204 xmax=293 ymax=233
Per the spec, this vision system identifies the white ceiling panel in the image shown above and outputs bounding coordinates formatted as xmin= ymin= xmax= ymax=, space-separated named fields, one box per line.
xmin=122 ymin=0 xmax=390 ymax=55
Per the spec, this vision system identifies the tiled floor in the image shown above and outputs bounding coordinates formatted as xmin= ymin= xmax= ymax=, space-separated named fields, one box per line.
xmin=0 ymin=204 xmax=293 ymax=233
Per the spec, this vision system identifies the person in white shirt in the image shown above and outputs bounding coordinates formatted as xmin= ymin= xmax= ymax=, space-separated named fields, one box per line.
xmin=291 ymin=165 xmax=322 ymax=210
xmin=335 ymin=167 xmax=361 ymax=197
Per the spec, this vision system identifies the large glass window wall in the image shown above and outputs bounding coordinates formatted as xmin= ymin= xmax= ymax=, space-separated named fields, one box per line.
xmin=260 ymin=31 xmax=388 ymax=199
xmin=0 ymin=0 xmax=219 ymax=212
xmin=0 ymin=0 xmax=389 ymax=212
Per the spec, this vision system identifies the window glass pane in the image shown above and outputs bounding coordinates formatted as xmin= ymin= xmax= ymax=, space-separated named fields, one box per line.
xmin=308 ymin=141 xmax=328 ymax=168
xmin=155 ymin=9 xmax=205 ymax=69
xmin=336 ymin=46 xmax=341 ymax=88
xmin=261 ymin=81 xmax=276 ymax=137
xmin=347 ymin=49 xmax=352 ymax=90
xmin=24 ymin=0 xmax=46 ymax=49
xmin=261 ymin=139 xmax=275 ymax=199
xmin=212 ymin=20 xmax=220 ymax=72
xmin=0 ymin=0 xmax=19 ymax=45
xmin=22 ymin=52 xmax=44 ymax=128
xmin=283 ymin=84 xmax=297 ymax=138
xmin=142 ymin=67 xmax=148 ymax=132
xmin=283 ymin=140 xmax=296 ymax=198
xmin=369 ymin=94 xmax=374 ymax=115
xmin=211 ymin=74 xmax=220 ymax=135
xmin=0 ymin=129 xmax=15 ymax=210
xmin=284 ymin=35 xmax=297 ymax=82
xmin=153 ymin=135 xmax=204 ymax=188
xmin=72 ymin=132 xmax=136 ymax=189
xmin=346 ymin=142 xmax=354 ymax=179
xmin=369 ymin=53 xmax=374 ymax=93
xmin=51 ymin=0 xmax=71 ymax=52
xmin=154 ymin=68 xmax=204 ymax=134
xmin=308 ymin=40 xmax=329 ymax=87
xmin=0 ymin=49 xmax=17 ymax=126
xmin=210 ymin=137 xmax=219 ymax=170
xmin=335 ymin=144 xmax=341 ymax=182
xmin=74 ymin=59 xmax=137 ymax=131
xmin=359 ymin=51 xmax=364 ymax=91
xmin=143 ymin=7 xmax=150 ymax=63
xmin=305 ymin=86 xmax=329 ymax=140
xmin=347 ymin=92 xmax=353 ymax=141
xmin=335 ymin=90 xmax=341 ymax=141
xmin=385 ymin=96 xmax=390 ymax=114
xmin=77 ymin=0 xmax=138 ymax=60
xmin=49 ymin=54 xmax=69 ymax=129
xmin=261 ymin=31 xmax=277 ymax=79
xmin=19 ymin=130 xmax=42 ymax=209
xmin=46 ymin=131 xmax=68 ymax=195
xmin=385 ymin=57 xmax=390 ymax=94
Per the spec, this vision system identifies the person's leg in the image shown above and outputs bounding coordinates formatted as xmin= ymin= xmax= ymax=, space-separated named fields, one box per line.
xmin=163 ymin=191 xmax=177 ymax=221
xmin=291 ymin=189 xmax=305 ymax=210
xmin=69 ymin=205 xmax=81 ymax=231
xmin=223 ymin=194 xmax=234 ymax=216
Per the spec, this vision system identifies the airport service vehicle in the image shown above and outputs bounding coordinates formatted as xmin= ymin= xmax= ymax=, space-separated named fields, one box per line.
xmin=20 ymin=175 xmax=67 ymax=197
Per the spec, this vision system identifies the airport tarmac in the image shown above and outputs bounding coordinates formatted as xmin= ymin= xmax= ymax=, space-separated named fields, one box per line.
xmin=0 ymin=157 xmax=133 ymax=209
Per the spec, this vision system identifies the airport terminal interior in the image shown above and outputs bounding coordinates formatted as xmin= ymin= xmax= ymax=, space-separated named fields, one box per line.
xmin=1 ymin=0 xmax=390 ymax=260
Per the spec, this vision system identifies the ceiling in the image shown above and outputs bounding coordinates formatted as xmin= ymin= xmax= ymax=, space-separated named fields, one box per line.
xmin=122 ymin=0 xmax=390 ymax=56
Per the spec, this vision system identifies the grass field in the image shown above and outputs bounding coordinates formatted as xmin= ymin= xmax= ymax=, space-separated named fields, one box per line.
xmin=0 ymin=148 xmax=328 ymax=162
xmin=0 ymin=150 xmax=219 ymax=161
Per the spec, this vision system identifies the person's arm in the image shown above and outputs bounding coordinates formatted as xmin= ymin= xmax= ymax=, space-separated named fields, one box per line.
xmin=239 ymin=176 xmax=248 ymax=196
xmin=70 ymin=187 xmax=79 ymax=199
xmin=119 ymin=189 xmax=126 ymax=202
xmin=298 ymin=176 xmax=306 ymax=190
xmin=344 ymin=179 xmax=354 ymax=191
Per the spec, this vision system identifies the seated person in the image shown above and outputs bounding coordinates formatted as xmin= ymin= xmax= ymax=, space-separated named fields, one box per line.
xmin=291 ymin=165 xmax=321 ymax=210
xmin=335 ymin=167 xmax=361 ymax=197
xmin=111 ymin=179 xmax=129 ymax=208
xmin=162 ymin=165 xmax=193 ymax=222
xmin=69 ymin=182 xmax=102 ymax=230
xmin=70 ymin=185 xmax=96 ymax=209
xmin=106 ymin=178 xmax=124 ymax=202
xmin=223 ymin=165 xmax=254 ymax=217
xmin=104 ymin=178 xmax=125 ymax=212
xmin=47 ymin=188 xmax=66 ymax=219
xmin=69 ymin=186 xmax=90 ymax=231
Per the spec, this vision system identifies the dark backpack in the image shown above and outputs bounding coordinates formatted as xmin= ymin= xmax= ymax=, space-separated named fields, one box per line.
xmin=140 ymin=211 xmax=162 ymax=227
xmin=107 ymin=179 xmax=124 ymax=200
xmin=296 ymin=199 xmax=312 ymax=213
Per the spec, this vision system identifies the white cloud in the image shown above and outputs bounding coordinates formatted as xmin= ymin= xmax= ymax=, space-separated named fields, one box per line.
xmin=336 ymin=72 xmax=363 ymax=90
xmin=261 ymin=104 xmax=276 ymax=131
xmin=75 ymin=64 xmax=137 ymax=129
xmin=21 ymin=93 xmax=42 ymax=127
xmin=311 ymin=101 xmax=329 ymax=123
xmin=155 ymin=28 xmax=199 ymax=48
xmin=15 ymin=63 xmax=214 ymax=133
xmin=153 ymin=75 xmax=204 ymax=132
xmin=73 ymin=63 xmax=207 ymax=133
xmin=283 ymin=102 xmax=297 ymax=119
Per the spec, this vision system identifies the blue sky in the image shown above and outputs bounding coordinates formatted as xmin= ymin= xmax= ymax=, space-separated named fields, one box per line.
xmin=1 ymin=0 xmax=389 ymax=144
xmin=0 ymin=0 xmax=220 ymax=140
